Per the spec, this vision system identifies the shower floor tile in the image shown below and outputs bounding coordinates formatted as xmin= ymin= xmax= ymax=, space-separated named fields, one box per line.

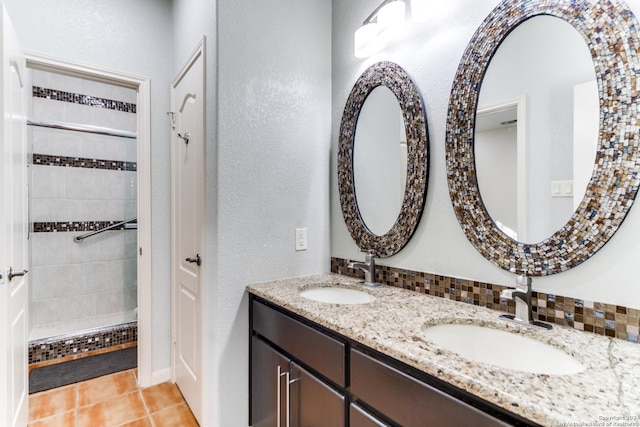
xmin=28 ymin=369 xmax=198 ymax=427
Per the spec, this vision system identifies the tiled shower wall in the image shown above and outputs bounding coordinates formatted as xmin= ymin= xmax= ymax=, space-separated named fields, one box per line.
xmin=29 ymin=70 xmax=138 ymax=340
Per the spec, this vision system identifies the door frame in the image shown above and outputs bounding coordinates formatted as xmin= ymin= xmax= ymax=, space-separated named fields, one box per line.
xmin=23 ymin=51 xmax=154 ymax=387
xmin=476 ymin=95 xmax=528 ymax=241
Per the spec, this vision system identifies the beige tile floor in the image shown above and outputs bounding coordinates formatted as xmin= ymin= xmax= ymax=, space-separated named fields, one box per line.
xmin=28 ymin=369 xmax=199 ymax=427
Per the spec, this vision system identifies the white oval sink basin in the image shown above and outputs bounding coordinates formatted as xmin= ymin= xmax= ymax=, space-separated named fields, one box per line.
xmin=422 ymin=323 xmax=584 ymax=375
xmin=300 ymin=287 xmax=375 ymax=305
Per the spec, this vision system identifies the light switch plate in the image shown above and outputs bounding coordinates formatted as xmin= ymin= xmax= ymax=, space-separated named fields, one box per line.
xmin=551 ymin=180 xmax=573 ymax=197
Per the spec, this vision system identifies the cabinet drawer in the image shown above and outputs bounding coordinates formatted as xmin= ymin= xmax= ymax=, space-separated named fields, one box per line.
xmin=252 ymin=300 xmax=345 ymax=386
xmin=350 ymin=403 xmax=390 ymax=427
xmin=350 ymin=349 xmax=510 ymax=427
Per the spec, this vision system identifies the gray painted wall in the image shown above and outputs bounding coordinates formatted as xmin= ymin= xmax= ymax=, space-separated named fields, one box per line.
xmin=172 ymin=0 xmax=331 ymax=424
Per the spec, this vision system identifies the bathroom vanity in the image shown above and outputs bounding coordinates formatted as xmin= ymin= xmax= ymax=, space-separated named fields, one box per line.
xmin=247 ymin=274 xmax=640 ymax=426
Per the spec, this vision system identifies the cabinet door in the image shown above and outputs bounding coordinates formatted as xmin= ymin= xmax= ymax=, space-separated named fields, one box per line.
xmin=290 ymin=362 xmax=345 ymax=427
xmin=251 ymin=337 xmax=289 ymax=427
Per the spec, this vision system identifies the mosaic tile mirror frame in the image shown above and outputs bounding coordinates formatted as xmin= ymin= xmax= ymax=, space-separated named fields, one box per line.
xmin=445 ymin=0 xmax=640 ymax=275
xmin=338 ymin=61 xmax=429 ymax=257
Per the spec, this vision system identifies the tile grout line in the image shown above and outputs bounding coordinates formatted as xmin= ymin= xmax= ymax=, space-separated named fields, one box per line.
xmin=138 ymin=382 xmax=154 ymax=427
xmin=75 ymin=383 xmax=79 ymax=427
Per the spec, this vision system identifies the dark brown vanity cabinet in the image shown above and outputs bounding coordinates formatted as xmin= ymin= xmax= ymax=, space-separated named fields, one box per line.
xmin=350 ymin=403 xmax=390 ymax=427
xmin=251 ymin=336 xmax=345 ymax=427
xmin=350 ymin=349 xmax=510 ymax=427
xmin=249 ymin=296 xmax=531 ymax=427
xmin=250 ymin=299 xmax=346 ymax=427
xmin=251 ymin=337 xmax=289 ymax=427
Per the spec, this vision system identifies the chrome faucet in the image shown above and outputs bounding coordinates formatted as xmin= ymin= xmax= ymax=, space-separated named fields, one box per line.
xmin=348 ymin=250 xmax=383 ymax=287
xmin=500 ymin=273 xmax=551 ymax=329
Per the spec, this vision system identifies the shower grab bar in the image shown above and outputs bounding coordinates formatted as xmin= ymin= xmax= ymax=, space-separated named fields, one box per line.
xmin=73 ymin=217 xmax=137 ymax=243
xmin=27 ymin=118 xmax=137 ymax=139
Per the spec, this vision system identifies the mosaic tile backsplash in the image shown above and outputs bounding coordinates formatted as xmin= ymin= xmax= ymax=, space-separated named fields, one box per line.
xmin=28 ymin=322 xmax=137 ymax=365
xmin=331 ymin=257 xmax=640 ymax=343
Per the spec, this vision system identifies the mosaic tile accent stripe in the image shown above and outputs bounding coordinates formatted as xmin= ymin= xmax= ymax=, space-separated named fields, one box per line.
xmin=32 ymin=86 xmax=137 ymax=113
xmin=331 ymin=257 xmax=640 ymax=344
xmin=28 ymin=322 xmax=137 ymax=365
xmin=33 ymin=153 xmax=137 ymax=171
xmin=33 ymin=220 xmax=134 ymax=233
xmin=445 ymin=0 xmax=640 ymax=275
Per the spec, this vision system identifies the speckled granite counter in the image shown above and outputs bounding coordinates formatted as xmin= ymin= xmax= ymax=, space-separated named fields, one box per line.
xmin=247 ymin=273 xmax=640 ymax=427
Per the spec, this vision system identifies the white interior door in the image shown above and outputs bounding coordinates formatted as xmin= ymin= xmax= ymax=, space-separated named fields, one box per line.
xmin=171 ymin=39 xmax=205 ymax=425
xmin=0 ymin=5 xmax=28 ymax=427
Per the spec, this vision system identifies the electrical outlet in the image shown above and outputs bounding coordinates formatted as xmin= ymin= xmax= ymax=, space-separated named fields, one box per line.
xmin=295 ymin=228 xmax=307 ymax=251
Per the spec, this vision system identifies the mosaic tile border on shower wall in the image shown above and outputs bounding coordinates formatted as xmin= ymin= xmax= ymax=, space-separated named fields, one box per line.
xmin=28 ymin=321 xmax=137 ymax=364
xmin=33 ymin=220 xmax=135 ymax=233
xmin=32 ymin=86 xmax=137 ymax=113
xmin=331 ymin=257 xmax=640 ymax=343
xmin=33 ymin=153 xmax=137 ymax=171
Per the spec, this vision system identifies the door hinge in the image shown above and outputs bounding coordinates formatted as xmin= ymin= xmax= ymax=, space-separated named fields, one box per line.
xmin=167 ymin=112 xmax=176 ymax=130
xmin=172 ymin=327 xmax=177 ymax=343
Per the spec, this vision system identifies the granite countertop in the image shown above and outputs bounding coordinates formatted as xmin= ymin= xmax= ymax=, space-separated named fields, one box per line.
xmin=246 ymin=273 xmax=640 ymax=427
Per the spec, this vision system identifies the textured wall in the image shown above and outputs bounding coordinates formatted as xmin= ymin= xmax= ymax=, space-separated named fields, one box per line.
xmin=173 ymin=0 xmax=332 ymax=425
xmin=331 ymin=0 xmax=640 ymax=308
xmin=3 ymin=0 xmax=173 ymax=373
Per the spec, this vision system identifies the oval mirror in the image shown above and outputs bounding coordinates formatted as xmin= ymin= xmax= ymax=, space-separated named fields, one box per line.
xmin=353 ymin=86 xmax=407 ymax=236
xmin=475 ymin=15 xmax=598 ymax=244
xmin=446 ymin=0 xmax=640 ymax=275
xmin=338 ymin=61 xmax=428 ymax=258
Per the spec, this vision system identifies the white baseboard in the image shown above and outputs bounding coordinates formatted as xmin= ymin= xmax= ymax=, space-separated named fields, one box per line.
xmin=150 ymin=367 xmax=171 ymax=385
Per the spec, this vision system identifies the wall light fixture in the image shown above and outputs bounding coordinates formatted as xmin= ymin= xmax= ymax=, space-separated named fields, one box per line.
xmin=410 ymin=0 xmax=428 ymax=23
xmin=354 ymin=0 xmax=406 ymax=58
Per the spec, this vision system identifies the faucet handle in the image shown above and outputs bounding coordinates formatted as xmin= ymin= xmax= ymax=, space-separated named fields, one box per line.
xmin=500 ymin=288 xmax=516 ymax=300
xmin=515 ymin=273 xmax=532 ymax=290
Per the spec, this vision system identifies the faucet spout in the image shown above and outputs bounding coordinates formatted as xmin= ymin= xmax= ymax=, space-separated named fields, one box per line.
xmin=348 ymin=250 xmax=383 ymax=287
xmin=499 ymin=272 xmax=551 ymax=330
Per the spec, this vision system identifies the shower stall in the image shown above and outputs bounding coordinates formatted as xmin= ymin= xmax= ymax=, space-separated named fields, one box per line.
xmin=27 ymin=67 xmax=139 ymax=379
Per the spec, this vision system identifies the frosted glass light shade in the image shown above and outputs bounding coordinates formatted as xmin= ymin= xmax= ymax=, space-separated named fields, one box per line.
xmin=377 ymin=1 xmax=406 ymax=43
xmin=354 ymin=22 xmax=380 ymax=58
xmin=377 ymin=1 xmax=406 ymax=30
xmin=410 ymin=0 xmax=429 ymax=23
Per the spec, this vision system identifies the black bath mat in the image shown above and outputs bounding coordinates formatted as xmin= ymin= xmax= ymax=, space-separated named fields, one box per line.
xmin=29 ymin=346 xmax=137 ymax=394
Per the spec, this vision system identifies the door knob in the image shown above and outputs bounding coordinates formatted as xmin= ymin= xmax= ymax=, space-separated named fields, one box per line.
xmin=8 ymin=267 xmax=28 ymax=281
xmin=185 ymin=254 xmax=201 ymax=266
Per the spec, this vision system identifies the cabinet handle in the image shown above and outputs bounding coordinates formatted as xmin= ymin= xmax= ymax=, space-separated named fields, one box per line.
xmin=277 ymin=365 xmax=286 ymax=427
xmin=286 ymin=371 xmax=291 ymax=427
xmin=286 ymin=372 xmax=299 ymax=427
